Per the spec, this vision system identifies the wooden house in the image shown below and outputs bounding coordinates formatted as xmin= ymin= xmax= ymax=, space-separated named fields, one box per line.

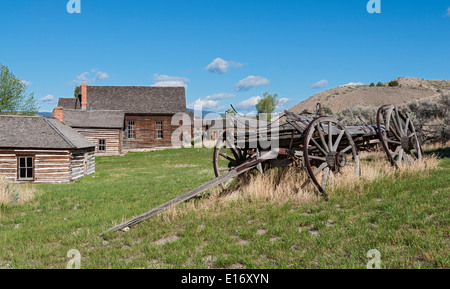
xmin=0 ymin=115 xmax=95 ymax=183
xmin=55 ymin=83 xmax=189 ymax=154
xmin=56 ymin=109 xmax=125 ymax=155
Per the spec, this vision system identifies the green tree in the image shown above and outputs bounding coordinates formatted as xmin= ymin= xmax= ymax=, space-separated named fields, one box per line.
xmin=256 ymin=92 xmax=279 ymax=121
xmin=376 ymin=82 xmax=385 ymax=87
xmin=0 ymin=64 xmax=38 ymax=115
xmin=370 ymin=83 xmax=375 ymax=87
xmin=74 ymin=86 xmax=80 ymax=98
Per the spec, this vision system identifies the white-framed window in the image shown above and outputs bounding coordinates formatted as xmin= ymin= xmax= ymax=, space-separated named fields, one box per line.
xmin=98 ymin=139 xmax=106 ymax=152
xmin=127 ymin=121 xmax=135 ymax=139
xmin=18 ymin=156 xmax=34 ymax=181
xmin=156 ymin=121 xmax=163 ymax=139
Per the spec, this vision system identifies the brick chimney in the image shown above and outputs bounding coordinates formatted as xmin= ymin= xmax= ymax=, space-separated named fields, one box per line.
xmin=81 ymin=82 xmax=88 ymax=110
xmin=53 ymin=107 xmax=64 ymax=122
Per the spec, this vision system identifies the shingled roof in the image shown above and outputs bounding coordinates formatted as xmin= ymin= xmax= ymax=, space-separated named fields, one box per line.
xmin=62 ymin=110 xmax=125 ymax=129
xmin=59 ymin=86 xmax=187 ymax=114
xmin=58 ymin=98 xmax=78 ymax=109
xmin=86 ymin=86 xmax=186 ymax=114
xmin=0 ymin=115 xmax=94 ymax=149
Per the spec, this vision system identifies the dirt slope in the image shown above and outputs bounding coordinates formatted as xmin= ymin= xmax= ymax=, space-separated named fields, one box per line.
xmin=289 ymin=77 xmax=450 ymax=114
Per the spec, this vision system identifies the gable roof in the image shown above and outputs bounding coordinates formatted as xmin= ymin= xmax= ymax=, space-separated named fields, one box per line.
xmin=59 ymin=86 xmax=187 ymax=114
xmin=85 ymin=86 xmax=187 ymax=114
xmin=62 ymin=110 xmax=125 ymax=129
xmin=0 ymin=115 xmax=94 ymax=149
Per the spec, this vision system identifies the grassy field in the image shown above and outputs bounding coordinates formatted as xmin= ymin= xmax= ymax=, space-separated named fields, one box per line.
xmin=0 ymin=148 xmax=448 ymax=269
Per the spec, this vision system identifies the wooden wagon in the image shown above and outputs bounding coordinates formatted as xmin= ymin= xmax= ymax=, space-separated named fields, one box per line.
xmin=102 ymin=104 xmax=424 ymax=235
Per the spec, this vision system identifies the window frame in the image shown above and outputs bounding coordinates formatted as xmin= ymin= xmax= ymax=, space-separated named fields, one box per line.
xmin=127 ymin=121 xmax=136 ymax=139
xmin=156 ymin=121 xmax=163 ymax=140
xmin=17 ymin=156 xmax=35 ymax=181
xmin=98 ymin=139 xmax=106 ymax=152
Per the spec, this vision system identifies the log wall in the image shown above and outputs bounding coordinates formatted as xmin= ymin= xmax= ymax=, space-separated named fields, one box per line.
xmin=74 ymin=128 xmax=122 ymax=155
xmin=71 ymin=149 xmax=96 ymax=181
xmin=0 ymin=148 xmax=95 ymax=183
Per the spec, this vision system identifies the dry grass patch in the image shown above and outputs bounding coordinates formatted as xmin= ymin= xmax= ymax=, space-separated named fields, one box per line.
xmin=0 ymin=176 xmax=36 ymax=206
xmin=161 ymin=151 xmax=438 ymax=222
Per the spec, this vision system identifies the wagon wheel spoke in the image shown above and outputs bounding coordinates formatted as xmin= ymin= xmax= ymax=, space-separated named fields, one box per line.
xmin=404 ymin=118 xmax=410 ymax=135
xmin=309 ymin=155 xmax=327 ymax=162
xmin=219 ymin=152 xmax=235 ymax=162
xmin=328 ymin=122 xmax=333 ymax=151
xmin=387 ymin=139 xmax=401 ymax=145
xmin=389 ymin=124 xmax=402 ymax=141
xmin=391 ymin=146 xmax=401 ymax=159
xmin=340 ymin=145 xmax=353 ymax=154
xmin=310 ymin=138 xmax=328 ymax=156
xmin=322 ymin=168 xmax=330 ymax=189
xmin=314 ymin=162 xmax=328 ymax=175
xmin=332 ymin=130 xmax=345 ymax=151
xmin=393 ymin=107 xmax=404 ymax=137
xmin=316 ymin=124 xmax=329 ymax=152
xmin=397 ymin=149 xmax=404 ymax=167
xmin=226 ymin=138 xmax=241 ymax=161
xmin=385 ymin=106 xmax=394 ymax=132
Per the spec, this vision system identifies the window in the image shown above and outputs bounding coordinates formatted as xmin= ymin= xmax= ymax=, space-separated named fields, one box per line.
xmin=98 ymin=139 xmax=106 ymax=152
xmin=18 ymin=157 xmax=34 ymax=180
xmin=127 ymin=121 xmax=135 ymax=139
xmin=156 ymin=121 xmax=163 ymax=139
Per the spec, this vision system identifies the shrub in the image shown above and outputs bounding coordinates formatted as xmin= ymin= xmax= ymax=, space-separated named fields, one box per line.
xmin=376 ymin=82 xmax=385 ymax=87
xmin=321 ymin=106 xmax=333 ymax=116
xmin=388 ymin=80 xmax=399 ymax=87
xmin=370 ymin=83 xmax=375 ymax=87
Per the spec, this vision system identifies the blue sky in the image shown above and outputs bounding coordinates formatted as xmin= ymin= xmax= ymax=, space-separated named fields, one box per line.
xmin=0 ymin=0 xmax=449 ymax=114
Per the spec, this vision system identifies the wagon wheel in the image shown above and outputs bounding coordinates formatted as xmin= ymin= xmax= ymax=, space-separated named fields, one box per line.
xmin=377 ymin=105 xmax=423 ymax=168
xmin=303 ymin=117 xmax=361 ymax=196
xmin=213 ymin=131 xmax=254 ymax=190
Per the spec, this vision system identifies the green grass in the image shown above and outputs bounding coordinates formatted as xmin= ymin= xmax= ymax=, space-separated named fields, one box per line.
xmin=0 ymin=148 xmax=448 ymax=269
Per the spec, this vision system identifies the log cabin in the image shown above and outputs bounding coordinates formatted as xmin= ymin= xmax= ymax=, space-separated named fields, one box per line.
xmin=55 ymin=83 xmax=189 ymax=154
xmin=0 ymin=115 xmax=95 ymax=183
xmin=57 ymin=109 xmax=125 ymax=155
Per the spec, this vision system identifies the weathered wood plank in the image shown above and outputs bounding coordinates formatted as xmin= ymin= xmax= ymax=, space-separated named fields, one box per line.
xmin=101 ymin=169 xmax=243 ymax=236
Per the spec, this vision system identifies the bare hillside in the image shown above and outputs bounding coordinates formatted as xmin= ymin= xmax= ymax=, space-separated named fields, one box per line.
xmin=289 ymin=77 xmax=450 ymax=114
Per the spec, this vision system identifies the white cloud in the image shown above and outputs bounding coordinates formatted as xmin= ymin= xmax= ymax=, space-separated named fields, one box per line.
xmin=447 ymin=7 xmax=450 ymax=16
xmin=152 ymin=73 xmax=189 ymax=88
xmin=276 ymin=98 xmax=292 ymax=112
xmin=235 ymin=76 xmax=270 ymax=92
xmin=205 ymin=58 xmax=244 ymax=74
xmin=21 ymin=80 xmax=32 ymax=86
xmin=310 ymin=80 xmax=329 ymax=89
xmin=39 ymin=94 xmax=56 ymax=104
xmin=188 ymin=93 xmax=235 ymax=110
xmin=70 ymin=69 xmax=109 ymax=85
xmin=340 ymin=82 xmax=365 ymax=87
xmin=237 ymin=96 xmax=262 ymax=108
